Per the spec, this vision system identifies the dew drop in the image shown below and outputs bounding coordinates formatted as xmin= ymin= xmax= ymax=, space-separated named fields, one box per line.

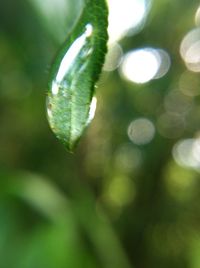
xmin=46 ymin=1 xmax=108 ymax=151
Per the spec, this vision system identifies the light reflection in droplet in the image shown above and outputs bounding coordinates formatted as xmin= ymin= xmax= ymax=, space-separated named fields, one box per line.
xmin=52 ymin=81 xmax=59 ymax=95
xmin=120 ymin=48 xmax=171 ymax=84
xmin=127 ymin=118 xmax=155 ymax=145
xmin=172 ymin=138 xmax=200 ymax=172
xmin=46 ymin=97 xmax=52 ymax=119
xmin=103 ymin=43 xmax=123 ymax=72
xmin=87 ymin=96 xmax=97 ymax=125
xmin=180 ymin=28 xmax=200 ymax=72
xmin=107 ymin=0 xmax=151 ymax=43
xmin=55 ymin=24 xmax=93 ymax=83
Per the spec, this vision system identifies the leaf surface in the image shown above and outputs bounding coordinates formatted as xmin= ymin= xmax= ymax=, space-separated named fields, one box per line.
xmin=47 ymin=0 xmax=108 ymax=151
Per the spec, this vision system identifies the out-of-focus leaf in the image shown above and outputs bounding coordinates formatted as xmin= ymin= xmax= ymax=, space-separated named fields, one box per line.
xmin=0 ymin=170 xmax=131 ymax=268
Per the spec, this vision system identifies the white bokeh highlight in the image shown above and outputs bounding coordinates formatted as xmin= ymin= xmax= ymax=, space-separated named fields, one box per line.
xmin=127 ymin=118 xmax=155 ymax=145
xmin=120 ymin=48 xmax=170 ymax=84
xmin=107 ymin=0 xmax=151 ymax=43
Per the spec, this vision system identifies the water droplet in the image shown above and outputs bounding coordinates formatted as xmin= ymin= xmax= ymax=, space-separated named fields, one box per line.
xmin=47 ymin=1 xmax=108 ymax=151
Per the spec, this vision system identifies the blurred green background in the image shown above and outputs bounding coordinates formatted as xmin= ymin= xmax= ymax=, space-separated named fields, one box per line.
xmin=1 ymin=0 xmax=200 ymax=267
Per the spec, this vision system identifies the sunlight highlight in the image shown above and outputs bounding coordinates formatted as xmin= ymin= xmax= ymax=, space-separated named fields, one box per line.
xmin=180 ymin=28 xmax=200 ymax=72
xmin=56 ymin=24 xmax=93 ymax=83
xmin=107 ymin=0 xmax=151 ymax=43
xmin=120 ymin=48 xmax=170 ymax=84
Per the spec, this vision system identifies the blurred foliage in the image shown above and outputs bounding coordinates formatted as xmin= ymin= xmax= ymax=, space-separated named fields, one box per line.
xmin=1 ymin=0 xmax=200 ymax=267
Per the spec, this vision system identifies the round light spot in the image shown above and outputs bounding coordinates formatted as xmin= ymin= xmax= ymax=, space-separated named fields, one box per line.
xmin=172 ymin=138 xmax=200 ymax=172
xmin=120 ymin=48 xmax=170 ymax=84
xmin=114 ymin=144 xmax=143 ymax=172
xmin=179 ymin=71 xmax=200 ymax=97
xmin=127 ymin=118 xmax=155 ymax=145
xmin=157 ymin=113 xmax=185 ymax=139
xmin=153 ymin=49 xmax=171 ymax=79
xmin=164 ymin=90 xmax=193 ymax=115
xmin=120 ymin=48 xmax=160 ymax=83
xmin=180 ymin=28 xmax=200 ymax=72
xmin=107 ymin=0 xmax=151 ymax=43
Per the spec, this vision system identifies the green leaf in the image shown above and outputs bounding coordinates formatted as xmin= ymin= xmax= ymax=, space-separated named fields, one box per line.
xmin=47 ymin=0 xmax=108 ymax=151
